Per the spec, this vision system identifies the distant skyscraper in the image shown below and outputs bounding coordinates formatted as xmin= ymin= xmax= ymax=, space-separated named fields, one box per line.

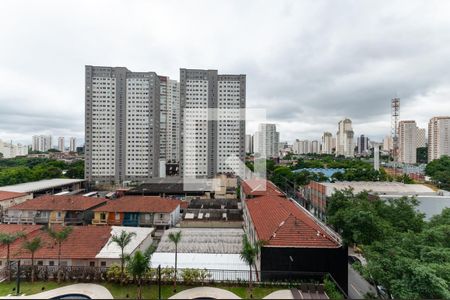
xmin=311 ymin=140 xmax=320 ymax=154
xmin=383 ymin=135 xmax=393 ymax=152
xmin=321 ymin=132 xmax=333 ymax=154
xmin=336 ymin=118 xmax=355 ymax=157
xmin=254 ymin=124 xmax=279 ymax=157
xmin=428 ymin=116 xmax=450 ymax=162
xmin=0 ymin=140 xmax=28 ymax=158
xmin=293 ymin=140 xmax=311 ymax=154
xmin=357 ymin=134 xmax=369 ymax=155
xmin=32 ymin=135 xmax=52 ymax=152
xmin=85 ymin=66 xmax=160 ymax=184
xmin=245 ymin=134 xmax=253 ymax=153
xmin=69 ymin=137 xmax=76 ymax=152
xmin=57 ymin=137 xmax=65 ymax=152
xmin=159 ymin=76 xmax=180 ymax=162
xmin=180 ymin=69 xmax=245 ymax=177
xmin=398 ymin=120 xmax=418 ymax=164
xmin=416 ymin=128 xmax=426 ymax=148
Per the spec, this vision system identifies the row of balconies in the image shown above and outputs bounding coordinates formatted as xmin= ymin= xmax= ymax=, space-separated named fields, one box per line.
xmin=2 ymin=215 xmax=84 ymax=225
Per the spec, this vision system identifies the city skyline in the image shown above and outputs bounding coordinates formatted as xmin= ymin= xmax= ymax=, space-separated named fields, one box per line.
xmin=1 ymin=1 xmax=450 ymax=145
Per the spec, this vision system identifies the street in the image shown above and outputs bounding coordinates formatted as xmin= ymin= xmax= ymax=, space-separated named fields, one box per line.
xmin=348 ymin=264 xmax=377 ymax=299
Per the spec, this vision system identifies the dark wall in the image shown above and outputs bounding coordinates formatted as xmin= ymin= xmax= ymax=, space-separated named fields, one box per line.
xmin=261 ymin=246 xmax=348 ymax=295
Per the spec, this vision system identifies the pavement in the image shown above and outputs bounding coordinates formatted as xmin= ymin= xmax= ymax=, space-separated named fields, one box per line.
xmin=169 ymin=287 xmax=241 ymax=299
xmin=348 ymin=264 xmax=377 ymax=299
xmin=0 ymin=283 xmax=113 ymax=299
xmin=263 ymin=290 xmax=294 ymax=299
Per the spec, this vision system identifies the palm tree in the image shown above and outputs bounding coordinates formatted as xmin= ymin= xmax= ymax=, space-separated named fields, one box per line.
xmin=47 ymin=226 xmax=72 ymax=283
xmin=22 ymin=237 xmax=42 ymax=283
xmin=109 ymin=230 xmax=136 ymax=283
xmin=0 ymin=232 xmax=25 ymax=281
xmin=240 ymin=235 xmax=262 ymax=294
xmin=126 ymin=250 xmax=151 ymax=300
xmin=168 ymin=231 xmax=182 ymax=292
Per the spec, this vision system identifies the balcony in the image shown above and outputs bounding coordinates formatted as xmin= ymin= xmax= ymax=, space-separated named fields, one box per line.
xmin=107 ymin=219 xmax=122 ymax=226
xmin=2 ymin=215 xmax=20 ymax=224
xmin=92 ymin=219 xmax=108 ymax=225
xmin=49 ymin=217 xmax=64 ymax=224
xmin=34 ymin=216 xmax=50 ymax=224
xmin=64 ymin=217 xmax=84 ymax=225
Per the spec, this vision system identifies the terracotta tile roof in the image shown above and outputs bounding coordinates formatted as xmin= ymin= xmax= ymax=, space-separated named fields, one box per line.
xmin=0 ymin=224 xmax=42 ymax=235
xmin=0 ymin=191 xmax=28 ymax=202
xmin=93 ymin=196 xmax=181 ymax=213
xmin=241 ymin=179 xmax=284 ymax=197
xmin=0 ymin=225 xmax=112 ymax=260
xmin=8 ymin=195 xmax=107 ymax=211
xmin=180 ymin=201 xmax=189 ymax=209
xmin=246 ymin=195 xmax=340 ymax=248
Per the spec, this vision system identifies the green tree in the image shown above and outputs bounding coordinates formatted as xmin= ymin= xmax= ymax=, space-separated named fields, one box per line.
xmin=168 ymin=231 xmax=182 ymax=292
xmin=240 ymin=235 xmax=262 ymax=294
xmin=47 ymin=226 xmax=73 ymax=283
xmin=109 ymin=230 xmax=137 ymax=283
xmin=126 ymin=249 xmax=152 ymax=300
xmin=426 ymin=155 xmax=450 ymax=190
xmin=0 ymin=232 xmax=25 ymax=280
xmin=417 ymin=147 xmax=428 ymax=164
xmin=22 ymin=237 xmax=43 ymax=283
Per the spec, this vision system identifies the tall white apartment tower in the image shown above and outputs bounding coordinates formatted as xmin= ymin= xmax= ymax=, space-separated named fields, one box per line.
xmin=321 ymin=132 xmax=333 ymax=154
xmin=398 ymin=120 xmax=418 ymax=164
xmin=57 ymin=137 xmax=65 ymax=152
xmin=336 ymin=118 xmax=355 ymax=157
xmin=416 ymin=128 xmax=427 ymax=148
xmin=245 ymin=134 xmax=253 ymax=154
xmin=180 ymin=69 xmax=245 ymax=177
xmin=32 ymin=135 xmax=52 ymax=152
xmin=85 ymin=66 xmax=160 ymax=184
xmin=69 ymin=137 xmax=76 ymax=152
xmin=254 ymin=124 xmax=279 ymax=158
xmin=428 ymin=116 xmax=450 ymax=162
xmin=159 ymin=76 xmax=180 ymax=163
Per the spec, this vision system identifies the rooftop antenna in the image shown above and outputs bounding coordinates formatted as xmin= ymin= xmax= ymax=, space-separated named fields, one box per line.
xmin=391 ymin=98 xmax=400 ymax=174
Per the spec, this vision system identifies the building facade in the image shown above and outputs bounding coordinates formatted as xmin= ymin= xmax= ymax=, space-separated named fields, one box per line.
xmin=159 ymin=76 xmax=180 ymax=163
xmin=383 ymin=135 xmax=393 ymax=152
xmin=321 ymin=132 xmax=333 ymax=154
xmin=254 ymin=124 xmax=279 ymax=158
xmin=398 ymin=120 xmax=418 ymax=164
xmin=416 ymin=128 xmax=427 ymax=148
xmin=356 ymin=134 xmax=369 ymax=155
xmin=32 ymin=135 xmax=52 ymax=152
xmin=428 ymin=116 xmax=450 ymax=162
xmin=336 ymin=119 xmax=355 ymax=157
xmin=69 ymin=137 xmax=76 ymax=153
xmin=57 ymin=137 xmax=65 ymax=152
xmin=85 ymin=66 xmax=160 ymax=184
xmin=180 ymin=69 xmax=246 ymax=177
xmin=0 ymin=140 xmax=28 ymax=158
xmin=245 ymin=134 xmax=253 ymax=154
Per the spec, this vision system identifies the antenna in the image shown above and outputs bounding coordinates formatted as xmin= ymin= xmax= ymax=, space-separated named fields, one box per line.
xmin=391 ymin=98 xmax=400 ymax=162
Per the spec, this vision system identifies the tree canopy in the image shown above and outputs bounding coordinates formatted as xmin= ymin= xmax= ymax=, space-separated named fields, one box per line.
xmin=426 ymin=155 xmax=450 ymax=190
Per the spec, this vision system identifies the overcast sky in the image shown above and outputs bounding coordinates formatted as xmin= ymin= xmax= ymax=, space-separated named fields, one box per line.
xmin=1 ymin=0 xmax=450 ymax=146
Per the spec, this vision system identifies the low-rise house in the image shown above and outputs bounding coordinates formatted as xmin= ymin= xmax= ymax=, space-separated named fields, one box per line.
xmin=241 ymin=179 xmax=348 ymax=294
xmin=0 ymin=191 xmax=32 ymax=220
xmin=92 ymin=196 xmax=181 ymax=229
xmin=95 ymin=226 xmax=154 ymax=267
xmin=3 ymin=195 xmax=107 ymax=225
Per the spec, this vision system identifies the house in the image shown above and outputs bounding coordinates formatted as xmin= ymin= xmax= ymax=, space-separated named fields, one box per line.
xmin=3 ymin=195 xmax=107 ymax=225
xmin=92 ymin=196 xmax=181 ymax=229
xmin=0 ymin=191 xmax=32 ymax=220
xmin=95 ymin=226 xmax=154 ymax=267
xmin=241 ymin=179 xmax=348 ymax=294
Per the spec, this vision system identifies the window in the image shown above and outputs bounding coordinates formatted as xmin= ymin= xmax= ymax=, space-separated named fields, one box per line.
xmin=100 ymin=212 xmax=106 ymax=220
xmin=89 ymin=261 xmax=95 ymax=267
xmin=37 ymin=261 xmax=43 ymax=266
xmin=49 ymin=261 xmax=54 ymax=266
xmin=101 ymin=261 xmax=106 ymax=267
xmin=159 ymin=214 xmax=163 ymax=219
xmin=115 ymin=213 xmax=120 ymax=220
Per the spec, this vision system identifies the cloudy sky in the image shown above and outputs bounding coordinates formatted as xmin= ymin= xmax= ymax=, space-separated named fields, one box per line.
xmin=1 ymin=0 xmax=450 ymax=146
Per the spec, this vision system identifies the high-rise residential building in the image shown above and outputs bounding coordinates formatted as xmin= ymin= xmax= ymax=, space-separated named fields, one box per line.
xmin=254 ymin=124 xmax=279 ymax=158
xmin=0 ymin=140 xmax=28 ymax=158
xmin=336 ymin=118 xmax=355 ymax=157
xmin=57 ymin=137 xmax=65 ymax=152
xmin=159 ymin=76 xmax=180 ymax=162
xmin=245 ymin=134 xmax=253 ymax=154
xmin=293 ymin=140 xmax=310 ymax=154
xmin=31 ymin=135 xmax=52 ymax=152
xmin=398 ymin=120 xmax=418 ymax=164
xmin=311 ymin=140 xmax=320 ymax=154
xmin=180 ymin=69 xmax=245 ymax=177
xmin=85 ymin=66 xmax=160 ymax=184
xmin=321 ymin=132 xmax=333 ymax=154
xmin=383 ymin=135 xmax=393 ymax=152
xmin=357 ymin=134 xmax=369 ymax=155
xmin=416 ymin=128 xmax=426 ymax=148
xmin=69 ymin=137 xmax=76 ymax=153
xmin=428 ymin=116 xmax=450 ymax=162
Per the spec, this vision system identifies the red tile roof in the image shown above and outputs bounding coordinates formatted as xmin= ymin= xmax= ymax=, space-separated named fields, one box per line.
xmin=246 ymin=195 xmax=340 ymax=248
xmin=8 ymin=195 xmax=107 ymax=211
xmin=0 ymin=225 xmax=112 ymax=260
xmin=0 ymin=224 xmax=43 ymax=235
xmin=0 ymin=191 xmax=28 ymax=202
xmin=93 ymin=196 xmax=181 ymax=213
xmin=241 ymin=179 xmax=284 ymax=197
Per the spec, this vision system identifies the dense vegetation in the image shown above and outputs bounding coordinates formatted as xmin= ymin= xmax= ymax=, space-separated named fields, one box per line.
xmin=425 ymin=155 xmax=450 ymax=190
xmin=0 ymin=158 xmax=84 ymax=186
xmin=327 ymin=190 xmax=450 ymax=299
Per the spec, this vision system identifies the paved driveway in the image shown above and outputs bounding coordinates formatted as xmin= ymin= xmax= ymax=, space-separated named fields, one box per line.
xmin=0 ymin=283 xmax=113 ymax=299
xmin=170 ymin=287 xmax=241 ymax=299
xmin=348 ymin=264 xmax=377 ymax=299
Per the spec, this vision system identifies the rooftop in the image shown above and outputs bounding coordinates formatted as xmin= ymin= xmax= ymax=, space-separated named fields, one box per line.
xmin=95 ymin=226 xmax=154 ymax=259
xmin=8 ymin=195 xmax=107 ymax=211
xmin=241 ymin=179 xmax=284 ymax=197
xmin=246 ymin=195 xmax=340 ymax=248
xmin=0 ymin=191 xmax=28 ymax=202
xmin=319 ymin=181 xmax=435 ymax=196
xmin=0 ymin=179 xmax=85 ymax=193
xmin=93 ymin=196 xmax=181 ymax=213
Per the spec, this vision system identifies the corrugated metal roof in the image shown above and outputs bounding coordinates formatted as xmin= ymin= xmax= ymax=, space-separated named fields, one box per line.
xmin=0 ymin=179 xmax=85 ymax=193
